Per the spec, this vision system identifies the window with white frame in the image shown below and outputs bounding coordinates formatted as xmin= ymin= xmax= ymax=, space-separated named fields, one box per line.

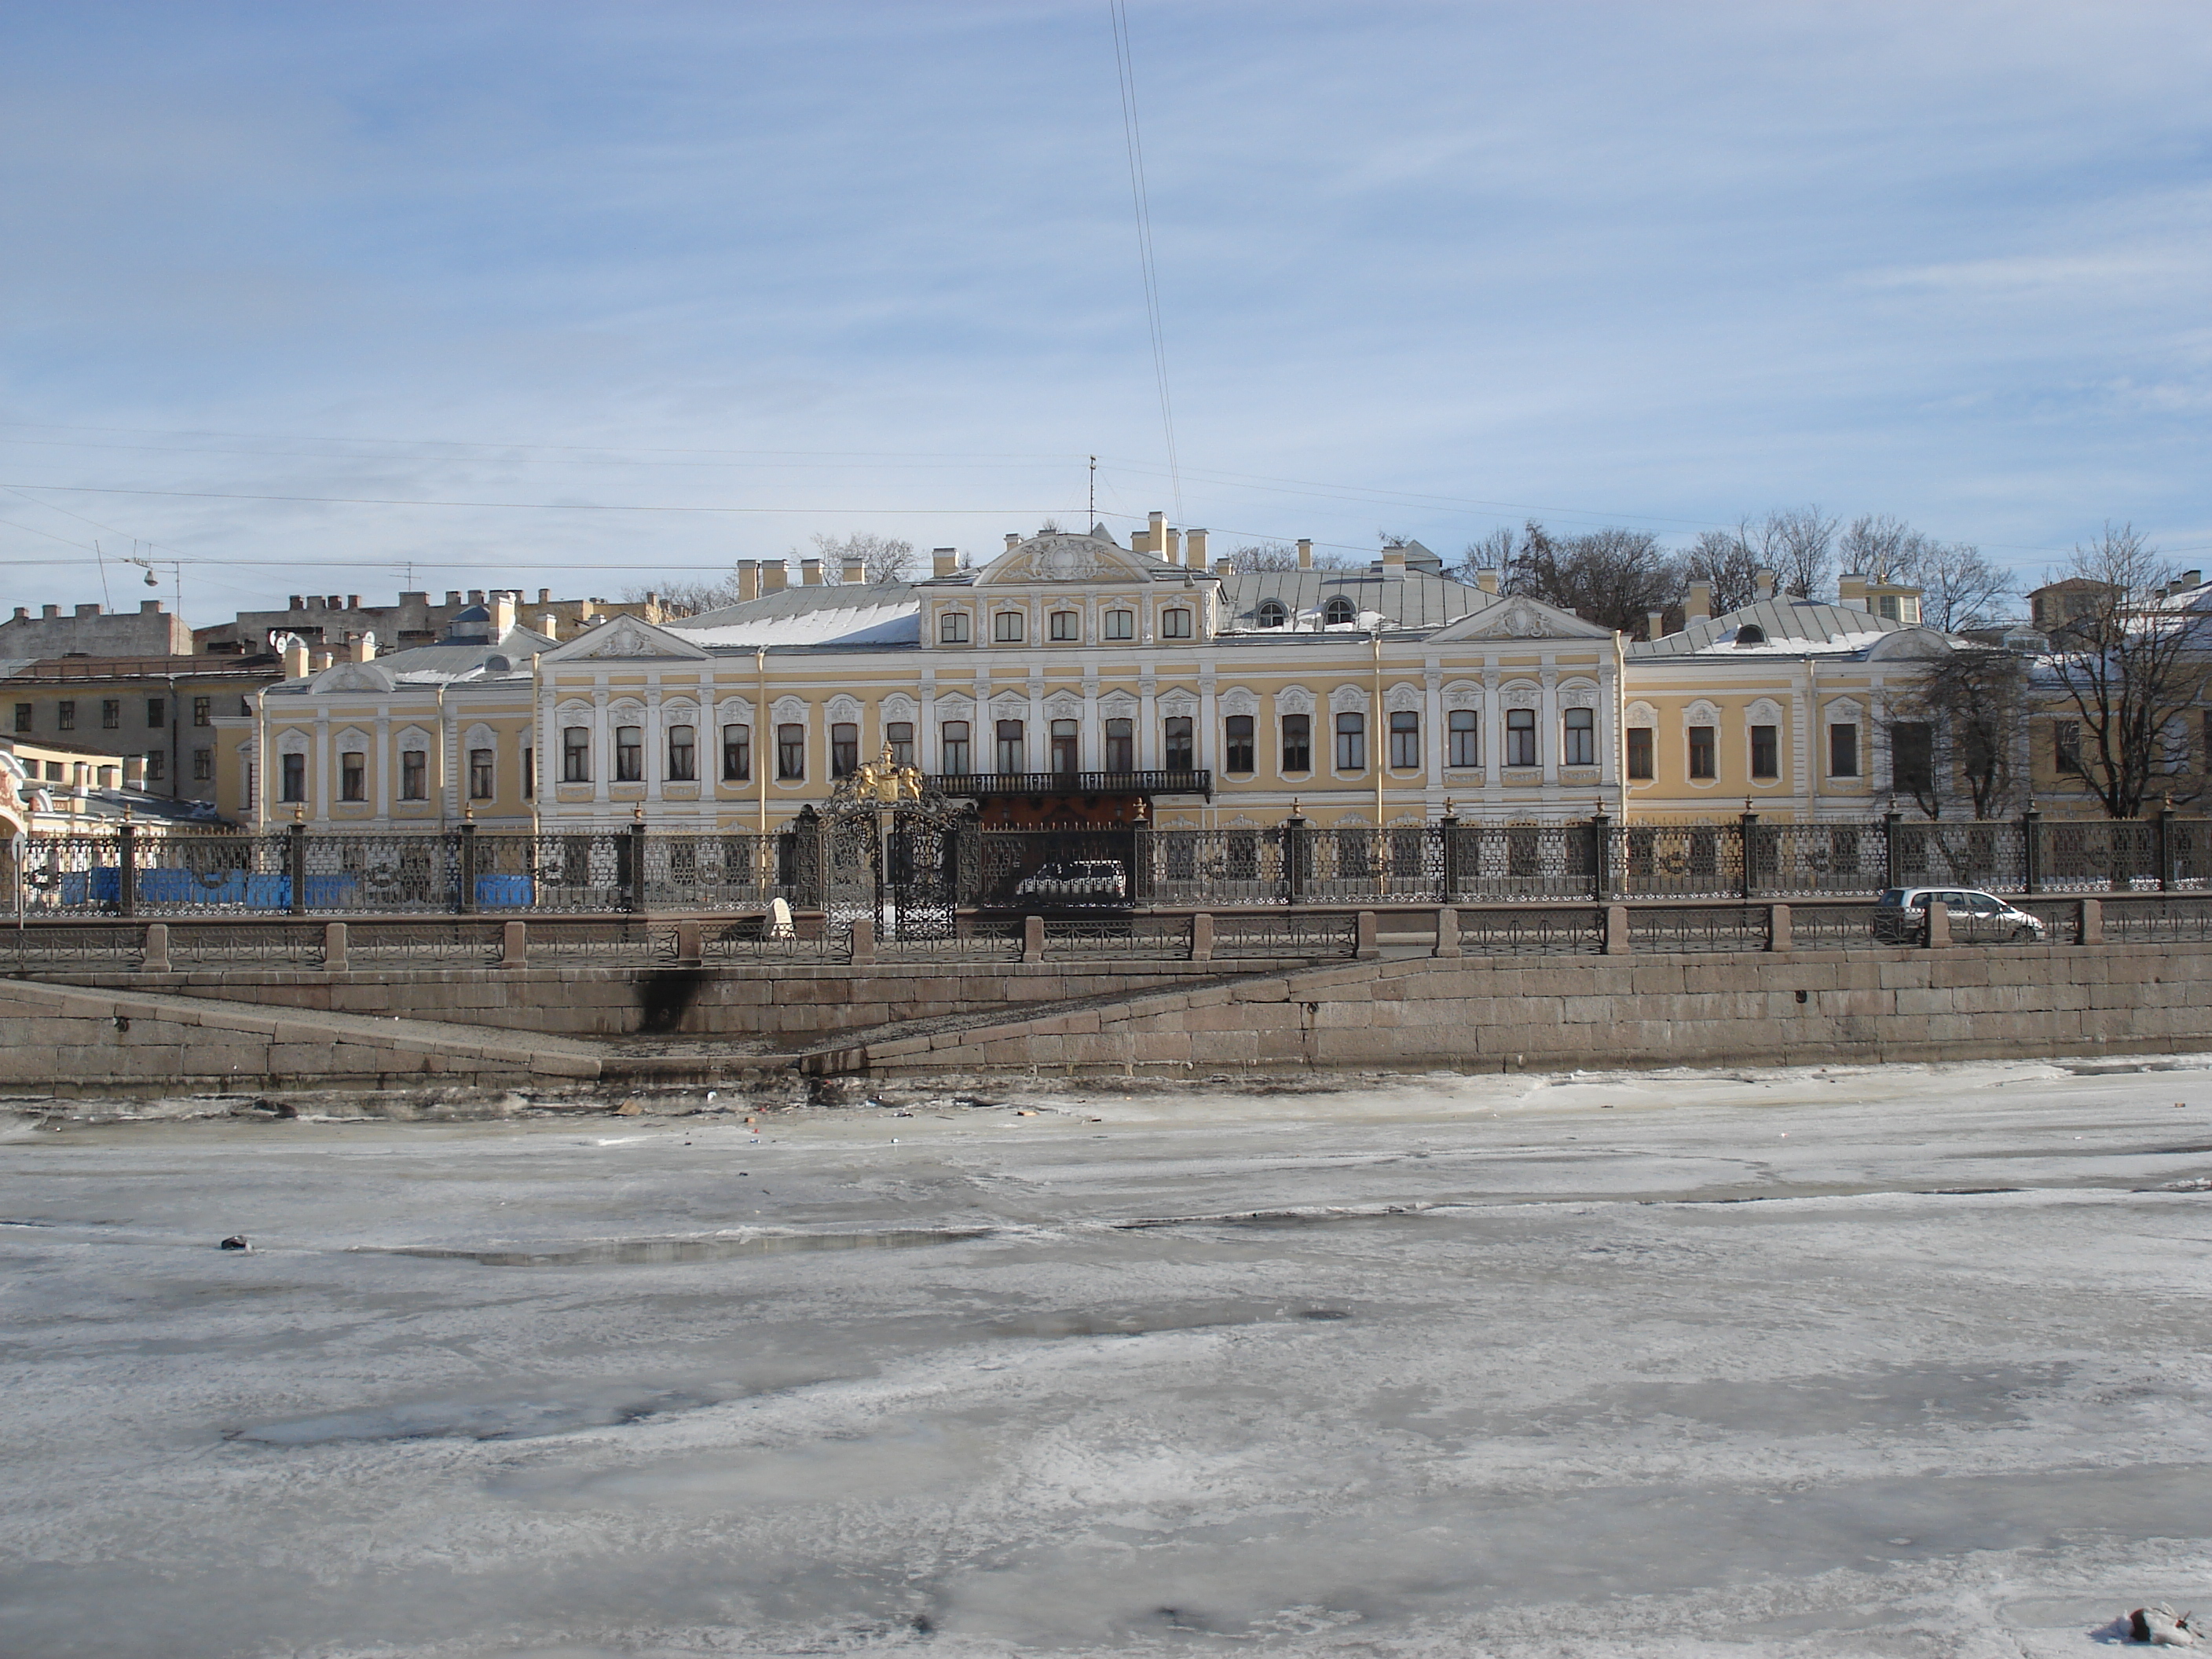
xmin=1448 ymin=709 xmax=1479 ymax=767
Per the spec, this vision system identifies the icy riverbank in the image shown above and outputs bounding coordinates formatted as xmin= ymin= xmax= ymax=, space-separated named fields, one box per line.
xmin=4 ymin=1058 xmax=2210 ymax=1657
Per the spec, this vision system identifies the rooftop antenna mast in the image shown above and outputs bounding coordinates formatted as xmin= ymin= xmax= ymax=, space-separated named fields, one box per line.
xmin=1089 ymin=456 xmax=1097 ymax=528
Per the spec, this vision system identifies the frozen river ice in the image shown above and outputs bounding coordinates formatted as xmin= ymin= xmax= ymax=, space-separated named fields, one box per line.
xmin=4 ymin=1060 xmax=2212 ymax=1657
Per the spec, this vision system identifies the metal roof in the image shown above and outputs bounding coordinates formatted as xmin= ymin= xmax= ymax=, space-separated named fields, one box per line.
xmin=1625 ymin=598 xmax=1930 ymax=659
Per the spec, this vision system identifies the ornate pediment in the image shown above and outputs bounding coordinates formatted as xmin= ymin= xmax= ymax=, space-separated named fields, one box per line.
xmin=1428 ymin=594 xmax=1614 ymax=642
xmin=974 ymin=532 xmax=1159 ymax=585
xmin=542 ymin=615 xmax=712 ymax=662
xmin=309 ymin=661 xmax=394 ymax=694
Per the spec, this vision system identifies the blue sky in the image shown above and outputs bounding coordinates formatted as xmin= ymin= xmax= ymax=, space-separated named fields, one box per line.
xmin=3 ymin=2 xmax=2210 ymax=620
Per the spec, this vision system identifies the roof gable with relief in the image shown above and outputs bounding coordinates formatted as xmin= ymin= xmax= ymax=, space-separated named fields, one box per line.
xmin=972 ymin=532 xmax=1171 ymax=587
xmin=540 ymin=614 xmax=714 ymax=663
xmin=1426 ymin=593 xmax=1617 ymax=643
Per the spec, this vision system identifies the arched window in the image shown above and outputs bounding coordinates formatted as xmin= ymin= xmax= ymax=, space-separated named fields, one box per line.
xmin=1160 ymin=608 xmax=1193 ymax=639
xmin=1323 ymin=596 xmax=1357 ymax=625
xmin=665 ymin=725 xmax=695 ymax=782
xmin=1256 ymin=599 xmax=1288 ymax=628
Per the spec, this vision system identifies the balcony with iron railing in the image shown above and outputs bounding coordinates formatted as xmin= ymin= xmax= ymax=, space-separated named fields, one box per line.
xmin=926 ymin=769 xmax=1212 ymax=799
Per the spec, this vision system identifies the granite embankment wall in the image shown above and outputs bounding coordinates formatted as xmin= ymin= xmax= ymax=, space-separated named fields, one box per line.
xmin=0 ymin=977 xmax=607 ymax=1093
xmin=42 ymin=961 xmax=1236 ymax=1042
xmin=814 ymin=942 xmax=2212 ymax=1076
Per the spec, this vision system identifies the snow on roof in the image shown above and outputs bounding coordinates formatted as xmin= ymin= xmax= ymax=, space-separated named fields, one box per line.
xmin=1628 ymin=598 xmax=1939 ymax=659
xmin=672 ymin=588 xmax=920 ymax=649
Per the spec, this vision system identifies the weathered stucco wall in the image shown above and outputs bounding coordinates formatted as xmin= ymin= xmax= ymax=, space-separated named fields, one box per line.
xmin=822 ymin=943 xmax=2212 ymax=1076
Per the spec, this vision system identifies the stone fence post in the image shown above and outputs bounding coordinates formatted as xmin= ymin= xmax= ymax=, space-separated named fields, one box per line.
xmin=1022 ymin=914 xmax=1045 ymax=963
xmin=2078 ymin=897 xmax=2103 ymax=945
xmin=323 ymin=921 xmax=348 ymax=971
xmin=1604 ymin=904 xmax=1632 ymax=955
xmin=1767 ymin=903 xmax=1791 ymax=953
xmin=500 ymin=920 xmax=529 ymax=968
xmin=1923 ymin=899 xmax=1950 ymax=947
xmin=141 ymin=921 xmax=170 ymax=974
xmin=1432 ymin=906 xmax=1460 ymax=959
xmin=1190 ymin=911 xmax=1214 ymax=962
xmin=1354 ymin=910 xmax=1379 ymax=960
xmin=847 ymin=914 xmax=875 ymax=965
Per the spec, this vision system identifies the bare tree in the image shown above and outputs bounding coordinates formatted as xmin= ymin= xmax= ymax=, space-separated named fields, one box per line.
xmin=621 ymin=576 xmax=742 ymax=613
xmin=803 ymin=531 xmax=917 ymax=584
xmin=1495 ymin=521 xmax=1680 ymax=635
xmin=2043 ymin=524 xmax=2209 ymax=819
xmin=1452 ymin=526 xmax=1524 ymax=585
xmin=1895 ymin=645 xmax=2028 ymax=819
xmin=1761 ymin=504 xmax=1838 ymax=599
xmin=1681 ymin=523 xmax=1765 ymax=615
xmin=1840 ymin=514 xmax=2012 ymax=632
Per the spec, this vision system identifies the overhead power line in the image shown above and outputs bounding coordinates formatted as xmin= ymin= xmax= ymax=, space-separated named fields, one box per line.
xmin=1111 ymin=0 xmax=1181 ymax=522
xmin=2 ymin=484 xmax=1075 ymax=515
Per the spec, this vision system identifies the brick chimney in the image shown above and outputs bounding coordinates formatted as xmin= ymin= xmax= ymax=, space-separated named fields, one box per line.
xmin=1297 ymin=538 xmax=1313 ymax=570
xmin=1647 ymin=609 xmax=1666 ymax=640
xmin=800 ymin=558 xmax=822 ymax=585
xmin=1381 ymin=545 xmax=1407 ymax=577
xmin=1754 ymin=568 xmax=1778 ymax=602
xmin=761 ymin=561 xmax=788 ymax=594
xmin=1186 ymin=529 xmax=1207 ymax=568
xmin=736 ymin=561 xmax=759 ymax=601
xmin=932 ymin=548 xmax=958 ymax=577
xmin=492 ymin=592 xmax=516 ymax=636
xmin=840 ymin=557 xmax=866 ymax=584
xmin=280 ymin=634 xmax=310 ymax=679
xmin=1685 ymin=580 xmax=1712 ymax=623
xmin=1475 ymin=569 xmax=1499 ymax=595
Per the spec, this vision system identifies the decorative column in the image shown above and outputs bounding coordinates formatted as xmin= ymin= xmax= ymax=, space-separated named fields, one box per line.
xmin=1539 ymin=661 xmax=1560 ymax=789
xmin=1139 ymin=670 xmax=1159 ymax=771
xmin=1423 ymin=665 xmax=1445 ymax=815
xmin=591 ymin=685 xmax=610 ymax=814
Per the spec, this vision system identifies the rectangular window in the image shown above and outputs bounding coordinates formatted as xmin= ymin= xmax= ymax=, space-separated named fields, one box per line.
xmin=280 ymin=752 xmax=306 ymax=801
xmin=470 ymin=748 xmax=494 ymax=800
xmin=1281 ymin=712 xmax=1311 ymax=772
xmin=1828 ymin=723 xmax=1859 ymax=778
xmin=11 ymin=704 xmax=27 ymax=734
xmin=615 ymin=726 xmax=643 ymax=782
xmin=1050 ymin=719 xmax=1078 ymax=775
xmin=1626 ymin=727 xmax=1654 ymax=779
xmin=1749 ymin=724 xmax=1778 ymax=778
xmin=562 ymin=727 xmax=589 ymax=783
xmin=522 ymin=747 xmax=534 ymax=798
xmin=1164 ymin=715 xmax=1193 ymax=771
xmin=57 ymin=701 xmax=74 ymax=731
xmin=1449 ymin=710 xmax=1480 ymax=768
xmin=1506 ymin=709 xmax=1537 ymax=768
xmin=1161 ymin=608 xmax=1193 ymax=639
xmin=831 ymin=722 xmax=859 ymax=778
xmin=721 ymin=724 xmax=750 ymax=782
xmin=1335 ymin=711 xmax=1366 ymax=771
xmin=192 ymin=696 xmax=211 ymax=727
xmin=666 ymin=724 xmax=696 ymax=782
xmin=145 ymin=750 xmax=165 ymax=782
xmin=993 ymin=611 xmax=1024 ymax=643
xmin=994 ymin=719 xmax=1024 ymax=774
xmin=102 ymin=699 xmax=120 ymax=730
xmin=1225 ymin=714 xmax=1255 ymax=773
xmin=1049 ymin=610 xmax=1078 ymax=642
xmin=886 ymin=721 xmax=914 ymax=768
xmin=1389 ymin=710 xmax=1419 ymax=769
xmin=1104 ymin=716 xmax=1133 ymax=771
xmin=1563 ymin=708 xmax=1595 ymax=767
xmin=340 ymin=751 xmax=366 ymax=801
xmin=777 ymin=723 xmax=804 ymax=779
xmin=1104 ymin=610 xmax=1133 ymax=640
xmin=1891 ymin=721 xmax=1934 ymax=794
xmin=192 ymin=747 xmax=213 ymax=782
xmin=147 ymin=698 xmax=165 ymax=729
xmin=401 ymin=749 xmax=427 ymax=800
xmin=940 ymin=720 xmax=970 ymax=775
xmin=1687 ymin=725 xmax=1716 ymax=779
xmin=2053 ymin=720 xmax=2082 ymax=775
xmin=939 ymin=610 xmax=970 ymax=644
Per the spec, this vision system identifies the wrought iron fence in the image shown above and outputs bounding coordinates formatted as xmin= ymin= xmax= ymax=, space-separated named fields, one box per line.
xmin=0 ymin=923 xmax=145 ymax=970
xmin=2101 ymin=896 xmax=2212 ymax=943
xmin=348 ymin=921 xmax=506 ymax=965
xmin=1631 ymin=905 xmax=1771 ymax=954
xmin=1789 ymin=903 xmax=1883 ymax=950
xmin=14 ymin=814 xmax=2212 ymax=917
xmin=1212 ymin=914 xmax=1360 ymax=958
xmin=1452 ymin=906 xmax=1607 ymax=955
xmin=169 ymin=922 xmax=326 ymax=967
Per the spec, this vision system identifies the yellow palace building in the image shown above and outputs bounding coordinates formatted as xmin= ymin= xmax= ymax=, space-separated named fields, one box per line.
xmin=219 ymin=522 xmax=1968 ymax=835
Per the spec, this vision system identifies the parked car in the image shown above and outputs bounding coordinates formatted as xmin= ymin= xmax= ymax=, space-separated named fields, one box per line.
xmin=1014 ymin=859 xmax=1128 ymax=903
xmin=1872 ymin=886 xmax=2047 ymax=944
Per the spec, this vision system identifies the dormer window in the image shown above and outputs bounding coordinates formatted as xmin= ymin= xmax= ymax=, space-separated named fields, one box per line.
xmin=1323 ymin=597 xmax=1357 ymax=625
xmin=939 ymin=610 xmax=970 ymax=644
xmin=1735 ymin=624 xmax=1767 ymax=646
xmin=1256 ymin=600 xmax=1287 ymax=628
xmin=993 ymin=611 xmax=1024 ymax=643
xmin=1104 ymin=610 xmax=1133 ymax=640
xmin=1049 ymin=610 xmax=1079 ymax=642
xmin=1161 ymin=608 xmax=1192 ymax=639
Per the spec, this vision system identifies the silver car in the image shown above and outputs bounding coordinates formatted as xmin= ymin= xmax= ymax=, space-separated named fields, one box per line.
xmin=1872 ymin=886 xmax=2047 ymax=944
